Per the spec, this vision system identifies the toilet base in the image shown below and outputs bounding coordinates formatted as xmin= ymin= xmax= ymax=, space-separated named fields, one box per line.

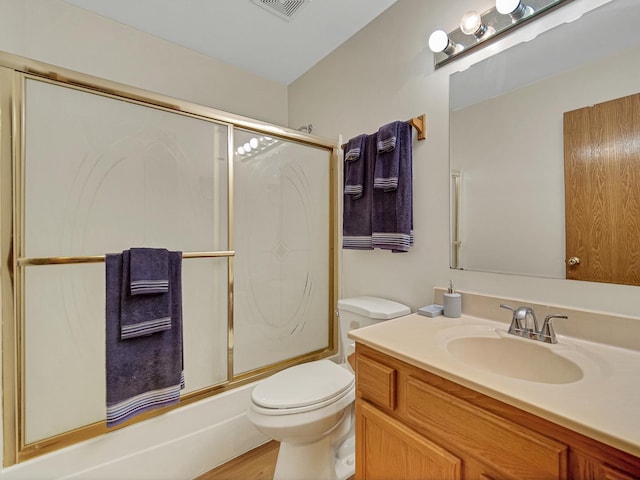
xmin=273 ymin=433 xmax=355 ymax=480
xmin=335 ymin=432 xmax=356 ymax=480
xmin=274 ymin=436 xmax=335 ymax=480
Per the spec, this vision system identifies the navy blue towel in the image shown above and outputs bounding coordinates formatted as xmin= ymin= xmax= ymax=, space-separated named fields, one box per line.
xmin=377 ymin=121 xmax=398 ymax=153
xmin=372 ymin=121 xmax=413 ymax=252
xmin=374 ymin=121 xmax=401 ymax=191
xmin=105 ymin=251 xmax=184 ymax=428
xmin=343 ymin=133 xmax=377 ymax=250
xmin=130 ymin=248 xmax=169 ymax=295
xmin=121 ymin=249 xmax=171 ymax=339
xmin=343 ymin=134 xmax=367 ymax=199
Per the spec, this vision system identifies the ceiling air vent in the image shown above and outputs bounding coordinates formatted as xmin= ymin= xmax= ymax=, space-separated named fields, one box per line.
xmin=251 ymin=0 xmax=309 ymax=22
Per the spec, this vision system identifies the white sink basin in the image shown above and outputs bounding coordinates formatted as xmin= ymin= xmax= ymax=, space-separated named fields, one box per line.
xmin=438 ymin=326 xmax=584 ymax=384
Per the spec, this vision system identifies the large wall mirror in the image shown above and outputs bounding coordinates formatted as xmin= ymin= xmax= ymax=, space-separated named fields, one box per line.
xmin=449 ymin=0 xmax=640 ymax=284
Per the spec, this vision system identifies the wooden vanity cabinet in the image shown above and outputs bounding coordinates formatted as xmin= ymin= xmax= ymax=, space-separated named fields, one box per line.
xmin=354 ymin=343 xmax=640 ymax=480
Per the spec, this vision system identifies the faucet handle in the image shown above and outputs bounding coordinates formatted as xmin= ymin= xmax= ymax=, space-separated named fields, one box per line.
xmin=538 ymin=314 xmax=568 ymax=344
xmin=499 ymin=303 xmax=515 ymax=313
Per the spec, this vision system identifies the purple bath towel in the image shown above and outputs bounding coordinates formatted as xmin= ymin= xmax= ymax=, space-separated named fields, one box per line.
xmin=372 ymin=121 xmax=413 ymax=252
xmin=374 ymin=121 xmax=402 ymax=191
xmin=105 ymin=251 xmax=184 ymax=428
xmin=343 ymin=134 xmax=367 ymax=199
xmin=130 ymin=247 xmax=169 ymax=295
xmin=343 ymin=133 xmax=377 ymax=250
xmin=377 ymin=121 xmax=398 ymax=152
xmin=120 ymin=249 xmax=171 ymax=339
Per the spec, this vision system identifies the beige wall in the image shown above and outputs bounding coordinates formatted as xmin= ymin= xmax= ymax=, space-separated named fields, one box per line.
xmin=288 ymin=0 xmax=640 ymax=318
xmin=0 ymin=0 xmax=288 ymax=125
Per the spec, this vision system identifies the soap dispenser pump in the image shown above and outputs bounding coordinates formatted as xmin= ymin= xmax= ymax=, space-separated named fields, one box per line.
xmin=443 ymin=281 xmax=462 ymax=318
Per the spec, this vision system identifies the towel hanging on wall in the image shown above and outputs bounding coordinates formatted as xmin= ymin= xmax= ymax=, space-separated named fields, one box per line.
xmin=343 ymin=134 xmax=367 ymax=199
xmin=342 ymin=133 xmax=376 ymax=250
xmin=372 ymin=120 xmax=413 ymax=252
xmin=342 ymin=119 xmax=415 ymax=253
xmin=374 ymin=121 xmax=400 ymax=191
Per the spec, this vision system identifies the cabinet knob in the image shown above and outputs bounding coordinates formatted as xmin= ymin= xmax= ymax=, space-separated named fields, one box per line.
xmin=568 ymin=256 xmax=581 ymax=266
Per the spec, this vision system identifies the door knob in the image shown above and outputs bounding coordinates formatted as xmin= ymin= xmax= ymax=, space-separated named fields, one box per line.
xmin=568 ymin=256 xmax=581 ymax=266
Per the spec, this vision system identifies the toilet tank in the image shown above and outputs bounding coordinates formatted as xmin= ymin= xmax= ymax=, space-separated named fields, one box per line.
xmin=337 ymin=296 xmax=411 ymax=361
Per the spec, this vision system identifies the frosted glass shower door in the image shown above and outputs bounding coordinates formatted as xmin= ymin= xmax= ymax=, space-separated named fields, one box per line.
xmin=22 ymin=78 xmax=229 ymax=444
xmin=233 ymin=130 xmax=331 ymax=374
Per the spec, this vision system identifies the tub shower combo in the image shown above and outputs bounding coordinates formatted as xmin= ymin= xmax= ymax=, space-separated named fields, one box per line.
xmin=0 ymin=52 xmax=338 ymax=465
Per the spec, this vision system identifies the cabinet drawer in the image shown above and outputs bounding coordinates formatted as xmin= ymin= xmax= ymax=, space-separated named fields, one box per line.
xmin=406 ymin=376 xmax=567 ymax=480
xmin=356 ymin=355 xmax=396 ymax=411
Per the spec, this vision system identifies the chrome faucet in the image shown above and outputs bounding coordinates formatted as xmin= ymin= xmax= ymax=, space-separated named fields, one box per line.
xmin=500 ymin=304 xmax=567 ymax=344
xmin=537 ymin=313 xmax=568 ymax=344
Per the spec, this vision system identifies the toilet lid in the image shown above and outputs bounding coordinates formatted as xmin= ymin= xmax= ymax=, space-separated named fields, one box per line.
xmin=252 ymin=360 xmax=355 ymax=409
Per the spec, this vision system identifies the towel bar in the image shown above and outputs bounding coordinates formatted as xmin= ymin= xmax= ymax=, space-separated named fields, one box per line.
xmin=17 ymin=251 xmax=234 ymax=267
xmin=409 ymin=114 xmax=426 ymax=141
xmin=341 ymin=114 xmax=426 ymax=149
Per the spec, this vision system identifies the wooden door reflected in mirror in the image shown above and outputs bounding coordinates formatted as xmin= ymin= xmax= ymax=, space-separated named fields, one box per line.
xmin=564 ymin=92 xmax=640 ymax=286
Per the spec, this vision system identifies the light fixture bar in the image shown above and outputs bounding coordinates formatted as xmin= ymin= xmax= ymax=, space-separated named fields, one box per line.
xmin=431 ymin=0 xmax=572 ymax=68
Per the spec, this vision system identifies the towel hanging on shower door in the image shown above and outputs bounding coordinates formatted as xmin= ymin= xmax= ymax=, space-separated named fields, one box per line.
xmin=105 ymin=249 xmax=184 ymax=428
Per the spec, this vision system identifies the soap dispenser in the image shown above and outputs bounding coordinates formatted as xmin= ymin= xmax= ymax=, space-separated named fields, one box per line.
xmin=443 ymin=281 xmax=462 ymax=318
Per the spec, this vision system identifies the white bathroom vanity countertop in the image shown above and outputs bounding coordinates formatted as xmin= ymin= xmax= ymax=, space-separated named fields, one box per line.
xmin=348 ymin=313 xmax=640 ymax=457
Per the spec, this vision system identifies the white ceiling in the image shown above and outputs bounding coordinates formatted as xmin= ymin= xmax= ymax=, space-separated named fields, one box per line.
xmin=64 ymin=0 xmax=397 ymax=85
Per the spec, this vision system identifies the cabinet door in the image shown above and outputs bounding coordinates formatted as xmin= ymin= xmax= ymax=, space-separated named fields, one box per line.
xmin=356 ymin=401 xmax=461 ymax=480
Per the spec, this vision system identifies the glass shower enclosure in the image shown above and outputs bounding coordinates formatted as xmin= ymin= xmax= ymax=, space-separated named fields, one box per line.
xmin=0 ymin=55 xmax=337 ymax=464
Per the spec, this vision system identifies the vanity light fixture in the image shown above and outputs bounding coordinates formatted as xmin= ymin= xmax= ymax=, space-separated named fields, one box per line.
xmin=428 ymin=30 xmax=459 ymax=56
xmin=429 ymin=0 xmax=571 ymax=68
xmin=496 ymin=0 xmax=533 ymax=20
xmin=459 ymin=11 xmax=487 ymax=38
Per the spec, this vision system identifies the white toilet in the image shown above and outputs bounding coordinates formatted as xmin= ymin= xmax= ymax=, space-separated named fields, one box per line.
xmin=247 ymin=296 xmax=411 ymax=480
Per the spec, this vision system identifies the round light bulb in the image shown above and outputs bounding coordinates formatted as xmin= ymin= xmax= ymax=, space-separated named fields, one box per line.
xmin=460 ymin=11 xmax=483 ymax=36
xmin=496 ymin=0 xmax=521 ymax=15
xmin=243 ymin=142 xmax=251 ymax=152
xmin=237 ymin=146 xmax=245 ymax=155
xmin=428 ymin=30 xmax=450 ymax=53
xmin=249 ymin=137 xmax=259 ymax=149
xmin=496 ymin=0 xmax=530 ymax=20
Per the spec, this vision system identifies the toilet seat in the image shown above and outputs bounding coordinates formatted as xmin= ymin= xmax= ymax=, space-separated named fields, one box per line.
xmin=250 ymin=385 xmax=354 ymax=416
xmin=251 ymin=360 xmax=355 ymax=416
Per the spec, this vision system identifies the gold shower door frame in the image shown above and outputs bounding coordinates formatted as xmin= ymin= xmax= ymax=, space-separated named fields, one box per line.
xmin=0 ymin=53 xmax=339 ymax=466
